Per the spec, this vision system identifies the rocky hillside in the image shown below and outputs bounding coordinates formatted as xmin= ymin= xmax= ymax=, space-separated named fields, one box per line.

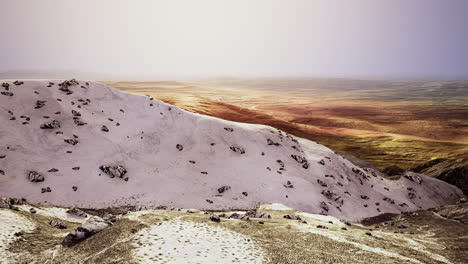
xmin=0 ymin=80 xmax=464 ymax=221
xmin=411 ymin=157 xmax=468 ymax=196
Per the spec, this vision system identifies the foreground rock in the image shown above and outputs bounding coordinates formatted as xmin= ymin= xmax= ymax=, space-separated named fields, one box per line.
xmin=62 ymin=216 xmax=109 ymax=247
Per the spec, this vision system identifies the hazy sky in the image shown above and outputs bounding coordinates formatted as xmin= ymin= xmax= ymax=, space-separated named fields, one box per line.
xmin=1 ymin=0 xmax=467 ymax=79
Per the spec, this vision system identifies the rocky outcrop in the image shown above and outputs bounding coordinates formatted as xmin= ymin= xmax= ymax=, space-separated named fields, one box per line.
xmin=411 ymin=158 xmax=468 ymax=196
xmin=62 ymin=216 xmax=109 ymax=247
xmin=0 ymin=197 xmax=24 ymax=209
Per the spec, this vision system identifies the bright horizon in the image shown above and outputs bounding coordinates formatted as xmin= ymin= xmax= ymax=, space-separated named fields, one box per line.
xmin=1 ymin=0 xmax=468 ymax=80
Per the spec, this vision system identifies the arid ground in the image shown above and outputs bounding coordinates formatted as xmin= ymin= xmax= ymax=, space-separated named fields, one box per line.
xmin=106 ymin=78 xmax=468 ymax=170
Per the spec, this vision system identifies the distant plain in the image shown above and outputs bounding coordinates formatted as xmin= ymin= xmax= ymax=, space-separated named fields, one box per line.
xmin=107 ymin=78 xmax=468 ymax=170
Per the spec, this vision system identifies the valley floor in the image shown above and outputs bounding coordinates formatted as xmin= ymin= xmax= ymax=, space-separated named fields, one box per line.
xmin=1 ymin=202 xmax=467 ymax=264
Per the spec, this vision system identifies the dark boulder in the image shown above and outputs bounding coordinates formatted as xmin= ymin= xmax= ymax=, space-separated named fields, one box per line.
xmin=40 ymin=120 xmax=61 ymax=129
xmin=66 ymin=208 xmax=87 ymax=218
xmin=64 ymin=139 xmax=79 ymax=145
xmin=245 ymin=211 xmax=271 ymax=219
xmin=50 ymin=220 xmax=67 ymax=229
xmin=28 ymin=171 xmax=45 ymax=182
xmin=99 ymin=165 xmax=127 ymax=179
xmin=209 ymin=215 xmax=221 ymax=222
xmin=217 ymin=186 xmax=231 ymax=194
xmin=283 ymin=215 xmax=302 ymax=221
xmin=41 ymin=187 xmax=52 ymax=193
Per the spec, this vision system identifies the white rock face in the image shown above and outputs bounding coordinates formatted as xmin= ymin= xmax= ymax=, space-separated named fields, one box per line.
xmin=0 ymin=80 xmax=464 ymax=221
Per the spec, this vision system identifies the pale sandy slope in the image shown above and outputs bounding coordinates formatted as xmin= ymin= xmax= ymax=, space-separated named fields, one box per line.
xmin=0 ymin=80 xmax=464 ymax=221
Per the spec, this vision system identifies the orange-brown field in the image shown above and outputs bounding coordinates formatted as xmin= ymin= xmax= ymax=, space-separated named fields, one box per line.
xmin=105 ymin=78 xmax=468 ymax=170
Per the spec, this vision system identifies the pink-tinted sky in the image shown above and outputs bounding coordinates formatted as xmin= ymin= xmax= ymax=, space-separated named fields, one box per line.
xmin=1 ymin=0 xmax=467 ymax=79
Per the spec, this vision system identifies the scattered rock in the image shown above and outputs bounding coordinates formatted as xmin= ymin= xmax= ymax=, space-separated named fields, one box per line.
xmin=41 ymin=187 xmax=52 ymax=193
xmin=316 ymin=225 xmax=328 ymax=229
xmin=74 ymin=118 xmax=87 ymax=126
xmin=14 ymin=231 xmax=24 ymax=237
xmin=404 ymin=174 xmax=423 ymax=184
xmin=218 ymin=185 xmax=231 ymax=194
xmin=283 ymin=181 xmax=294 ymax=188
xmin=64 ymin=139 xmax=79 ymax=145
xmin=245 ymin=211 xmax=271 ymax=219
xmin=28 ymin=171 xmax=45 ymax=182
xmin=40 ymin=120 xmax=61 ymax=129
xmin=209 ymin=215 xmax=221 ymax=222
xmin=30 ymin=208 xmax=36 ymax=214
xmin=101 ymin=125 xmax=109 ymax=132
xmin=0 ymin=198 xmax=24 ymax=209
xmin=317 ymin=179 xmax=327 ymax=187
xmin=66 ymin=208 xmax=87 ymax=218
xmin=230 ymin=146 xmax=245 ymax=154
xmin=72 ymin=110 xmax=81 ymax=117
xmin=72 ymin=186 xmax=78 ymax=191
xmin=50 ymin=220 xmax=67 ymax=229
xmin=176 ymin=144 xmax=183 ymax=151
xmin=99 ymin=165 xmax=127 ymax=179
xmin=283 ymin=215 xmax=302 ymax=221
xmin=34 ymin=100 xmax=46 ymax=109
xmin=229 ymin=213 xmax=250 ymax=221
xmin=48 ymin=168 xmax=59 ymax=172
xmin=267 ymin=138 xmax=280 ymax=146
xmin=320 ymin=201 xmax=329 ymax=212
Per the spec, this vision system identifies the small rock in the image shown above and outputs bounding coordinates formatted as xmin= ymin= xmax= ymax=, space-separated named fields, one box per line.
xmin=64 ymin=139 xmax=79 ymax=145
xmin=283 ymin=215 xmax=301 ymax=221
xmin=209 ymin=215 xmax=221 ymax=222
xmin=40 ymin=120 xmax=61 ymax=129
xmin=218 ymin=186 xmax=231 ymax=194
xmin=66 ymin=208 xmax=87 ymax=218
xmin=50 ymin=220 xmax=67 ymax=229
xmin=41 ymin=187 xmax=52 ymax=193
xmin=28 ymin=171 xmax=45 ymax=182
xmin=99 ymin=165 xmax=127 ymax=179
